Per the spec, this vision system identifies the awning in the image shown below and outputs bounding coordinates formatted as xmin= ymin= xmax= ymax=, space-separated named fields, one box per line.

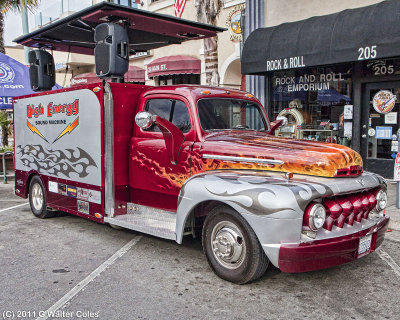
xmin=70 ymin=66 xmax=145 ymax=86
xmin=242 ymin=0 xmax=400 ymax=75
xmin=147 ymin=55 xmax=200 ymax=78
xmin=13 ymin=2 xmax=225 ymax=55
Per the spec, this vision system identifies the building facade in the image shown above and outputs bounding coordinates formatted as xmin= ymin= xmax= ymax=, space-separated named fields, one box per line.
xmin=7 ymin=0 xmax=244 ymax=88
xmin=242 ymin=0 xmax=400 ymax=179
xmin=121 ymin=0 xmax=244 ymax=89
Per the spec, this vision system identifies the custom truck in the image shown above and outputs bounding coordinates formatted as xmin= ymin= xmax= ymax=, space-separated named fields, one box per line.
xmin=13 ymin=2 xmax=389 ymax=284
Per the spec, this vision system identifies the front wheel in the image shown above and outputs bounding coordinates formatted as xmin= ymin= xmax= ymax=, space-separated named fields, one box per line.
xmin=202 ymin=205 xmax=269 ymax=284
xmin=29 ymin=176 xmax=54 ymax=219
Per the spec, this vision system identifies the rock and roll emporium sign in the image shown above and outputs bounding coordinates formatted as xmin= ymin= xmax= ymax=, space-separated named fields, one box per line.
xmin=274 ymin=73 xmax=344 ymax=92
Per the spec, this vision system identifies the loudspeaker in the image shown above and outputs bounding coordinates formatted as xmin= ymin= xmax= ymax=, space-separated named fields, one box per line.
xmin=94 ymin=23 xmax=129 ymax=78
xmin=28 ymin=50 xmax=55 ymax=91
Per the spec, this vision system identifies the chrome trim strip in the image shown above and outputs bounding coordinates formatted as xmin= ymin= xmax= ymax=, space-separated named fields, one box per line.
xmin=202 ymin=154 xmax=284 ymax=165
xmin=104 ymin=82 xmax=115 ymax=218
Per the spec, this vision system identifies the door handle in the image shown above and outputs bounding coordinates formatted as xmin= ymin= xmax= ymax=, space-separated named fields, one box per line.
xmin=362 ymin=134 xmax=367 ymax=138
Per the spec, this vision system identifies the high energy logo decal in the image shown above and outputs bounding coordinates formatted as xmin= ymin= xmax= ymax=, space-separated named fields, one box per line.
xmin=26 ymin=99 xmax=80 ymax=144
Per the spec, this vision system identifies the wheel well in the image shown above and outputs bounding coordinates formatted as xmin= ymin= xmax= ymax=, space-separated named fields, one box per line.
xmin=25 ymin=173 xmax=38 ymax=198
xmin=189 ymin=200 xmax=236 ymax=237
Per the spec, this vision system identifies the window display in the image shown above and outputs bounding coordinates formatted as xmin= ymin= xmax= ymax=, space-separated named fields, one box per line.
xmin=271 ymin=65 xmax=352 ymax=146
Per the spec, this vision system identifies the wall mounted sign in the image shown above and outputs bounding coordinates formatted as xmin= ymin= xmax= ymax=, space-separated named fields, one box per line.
xmin=344 ymin=122 xmax=352 ymax=138
xmin=368 ymin=128 xmax=376 ymax=137
xmin=385 ymin=112 xmax=397 ymax=124
xmin=373 ymin=90 xmax=396 ymax=114
xmin=394 ymin=153 xmax=400 ymax=181
xmin=392 ymin=141 xmax=399 ymax=152
xmin=344 ymin=105 xmax=353 ymax=120
xmin=225 ymin=4 xmax=244 ymax=43
xmin=376 ymin=126 xmax=393 ymax=139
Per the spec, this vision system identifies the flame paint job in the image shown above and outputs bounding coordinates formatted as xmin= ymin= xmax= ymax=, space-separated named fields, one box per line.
xmin=195 ymin=131 xmax=363 ymax=178
xmin=123 ymin=85 xmax=366 ymax=211
xmin=15 ymin=83 xmax=366 ymax=215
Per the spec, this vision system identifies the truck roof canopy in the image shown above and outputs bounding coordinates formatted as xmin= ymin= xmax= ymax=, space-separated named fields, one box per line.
xmin=14 ymin=2 xmax=225 ymax=55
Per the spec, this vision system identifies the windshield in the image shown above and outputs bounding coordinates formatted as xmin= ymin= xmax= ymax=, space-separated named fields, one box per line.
xmin=197 ymin=98 xmax=268 ymax=131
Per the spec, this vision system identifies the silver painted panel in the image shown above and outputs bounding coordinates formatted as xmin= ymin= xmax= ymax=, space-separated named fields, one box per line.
xmin=14 ymin=89 xmax=102 ymax=186
xmin=175 ymin=170 xmax=386 ymax=265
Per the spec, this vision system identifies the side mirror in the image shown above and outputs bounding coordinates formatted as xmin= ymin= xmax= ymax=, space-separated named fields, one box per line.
xmin=135 ymin=111 xmax=185 ymax=165
xmin=269 ymin=116 xmax=288 ymax=135
xmin=135 ymin=111 xmax=154 ymax=129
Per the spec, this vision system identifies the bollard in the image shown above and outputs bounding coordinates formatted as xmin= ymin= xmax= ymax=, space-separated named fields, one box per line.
xmin=397 ymin=182 xmax=400 ymax=209
xmin=2 ymin=151 xmax=13 ymax=184
xmin=395 ymin=153 xmax=400 ymax=208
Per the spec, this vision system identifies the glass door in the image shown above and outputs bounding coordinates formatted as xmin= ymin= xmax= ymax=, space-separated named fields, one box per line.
xmin=362 ymin=82 xmax=400 ymax=178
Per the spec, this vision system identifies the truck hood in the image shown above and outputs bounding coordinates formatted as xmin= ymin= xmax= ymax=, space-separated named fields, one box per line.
xmin=198 ymin=131 xmax=363 ymax=178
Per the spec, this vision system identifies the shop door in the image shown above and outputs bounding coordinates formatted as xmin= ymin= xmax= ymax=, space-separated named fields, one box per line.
xmin=361 ymin=82 xmax=400 ymax=178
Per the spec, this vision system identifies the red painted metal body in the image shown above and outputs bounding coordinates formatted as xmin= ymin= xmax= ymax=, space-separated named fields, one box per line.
xmin=13 ymin=82 xmax=389 ymax=275
xmin=14 ymin=83 xmax=105 ymax=223
xmin=15 ymin=84 xmax=367 ymax=214
xmin=278 ymin=216 xmax=389 ymax=273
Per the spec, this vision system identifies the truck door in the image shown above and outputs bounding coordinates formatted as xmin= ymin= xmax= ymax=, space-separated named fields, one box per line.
xmin=130 ymin=96 xmax=194 ymax=211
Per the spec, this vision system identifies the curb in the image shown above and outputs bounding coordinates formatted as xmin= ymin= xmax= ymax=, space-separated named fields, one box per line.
xmin=389 ymin=219 xmax=400 ymax=231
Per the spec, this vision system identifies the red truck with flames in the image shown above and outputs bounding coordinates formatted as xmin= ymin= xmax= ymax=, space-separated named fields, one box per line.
xmin=13 ymin=3 xmax=389 ymax=284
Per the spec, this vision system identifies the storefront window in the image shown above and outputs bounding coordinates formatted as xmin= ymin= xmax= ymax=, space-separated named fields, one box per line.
xmin=157 ymin=74 xmax=200 ymax=86
xmin=365 ymin=85 xmax=400 ymax=160
xmin=271 ymin=65 xmax=352 ymax=146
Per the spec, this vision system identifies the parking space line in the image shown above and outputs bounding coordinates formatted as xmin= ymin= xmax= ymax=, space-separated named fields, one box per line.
xmin=377 ymin=249 xmax=400 ymax=277
xmin=0 ymin=203 xmax=28 ymax=213
xmin=35 ymin=235 xmax=143 ymax=320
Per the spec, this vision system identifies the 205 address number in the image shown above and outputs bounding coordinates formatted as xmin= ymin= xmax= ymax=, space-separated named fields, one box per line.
xmin=358 ymin=46 xmax=377 ymax=60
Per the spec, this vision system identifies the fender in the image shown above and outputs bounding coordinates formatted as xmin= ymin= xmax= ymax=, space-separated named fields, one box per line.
xmin=175 ymin=170 xmax=385 ymax=265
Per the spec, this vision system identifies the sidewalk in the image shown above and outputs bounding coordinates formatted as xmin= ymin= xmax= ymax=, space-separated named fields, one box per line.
xmin=387 ymin=181 xmax=400 ymax=231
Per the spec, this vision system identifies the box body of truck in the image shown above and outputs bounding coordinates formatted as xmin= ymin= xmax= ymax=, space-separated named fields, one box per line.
xmin=14 ymin=82 xmax=149 ymax=223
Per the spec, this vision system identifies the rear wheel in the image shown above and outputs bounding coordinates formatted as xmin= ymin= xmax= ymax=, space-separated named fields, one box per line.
xmin=29 ymin=176 xmax=54 ymax=219
xmin=202 ymin=205 xmax=269 ymax=284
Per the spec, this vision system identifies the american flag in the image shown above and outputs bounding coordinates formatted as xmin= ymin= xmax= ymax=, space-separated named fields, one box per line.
xmin=174 ymin=0 xmax=187 ymax=18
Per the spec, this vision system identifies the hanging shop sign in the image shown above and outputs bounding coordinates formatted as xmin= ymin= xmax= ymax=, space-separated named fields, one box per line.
xmin=225 ymin=4 xmax=244 ymax=43
xmin=373 ymin=90 xmax=396 ymax=114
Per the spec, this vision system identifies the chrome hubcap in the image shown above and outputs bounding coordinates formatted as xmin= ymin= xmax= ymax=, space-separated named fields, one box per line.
xmin=31 ymin=183 xmax=43 ymax=211
xmin=211 ymin=221 xmax=246 ymax=269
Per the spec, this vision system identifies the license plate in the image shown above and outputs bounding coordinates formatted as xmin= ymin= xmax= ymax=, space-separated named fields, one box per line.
xmin=358 ymin=234 xmax=372 ymax=257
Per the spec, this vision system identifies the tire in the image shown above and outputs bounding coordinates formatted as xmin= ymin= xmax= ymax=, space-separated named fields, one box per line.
xmin=109 ymin=223 xmax=124 ymax=230
xmin=28 ymin=176 xmax=55 ymax=219
xmin=202 ymin=205 xmax=269 ymax=284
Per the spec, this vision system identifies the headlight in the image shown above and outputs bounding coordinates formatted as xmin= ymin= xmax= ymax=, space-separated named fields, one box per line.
xmin=304 ymin=203 xmax=326 ymax=231
xmin=375 ymin=190 xmax=387 ymax=211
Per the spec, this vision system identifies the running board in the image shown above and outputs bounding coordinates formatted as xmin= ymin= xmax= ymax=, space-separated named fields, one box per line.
xmin=104 ymin=203 xmax=176 ymax=240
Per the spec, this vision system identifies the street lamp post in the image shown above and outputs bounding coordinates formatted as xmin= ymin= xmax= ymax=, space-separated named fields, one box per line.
xmin=20 ymin=0 xmax=29 ymax=64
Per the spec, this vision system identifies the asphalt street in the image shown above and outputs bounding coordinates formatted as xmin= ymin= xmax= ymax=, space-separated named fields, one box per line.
xmin=1 ymin=182 xmax=400 ymax=320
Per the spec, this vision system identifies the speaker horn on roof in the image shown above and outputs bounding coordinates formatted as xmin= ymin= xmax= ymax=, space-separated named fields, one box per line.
xmin=28 ymin=50 xmax=55 ymax=91
xmin=94 ymin=23 xmax=129 ymax=79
